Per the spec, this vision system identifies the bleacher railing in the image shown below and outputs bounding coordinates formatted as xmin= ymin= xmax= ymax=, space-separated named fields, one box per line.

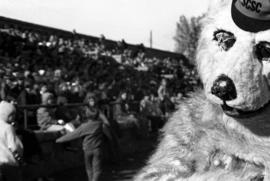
xmin=17 ymin=103 xmax=88 ymax=129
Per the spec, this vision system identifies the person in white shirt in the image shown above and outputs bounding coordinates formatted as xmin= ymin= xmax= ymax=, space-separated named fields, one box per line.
xmin=0 ymin=101 xmax=23 ymax=181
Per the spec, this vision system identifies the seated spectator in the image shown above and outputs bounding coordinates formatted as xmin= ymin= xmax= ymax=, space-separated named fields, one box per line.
xmin=140 ymin=93 xmax=163 ymax=133
xmin=0 ymin=101 xmax=23 ymax=181
xmin=37 ymin=92 xmax=65 ymax=131
xmin=17 ymin=80 xmax=40 ymax=128
xmin=113 ymin=91 xmax=142 ymax=138
xmin=171 ymin=92 xmax=183 ymax=105
xmin=96 ymin=82 xmax=111 ymax=117
xmin=56 ymin=83 xmax=69 ymax=105
xmin=140 ymin=93 xmax=151 ymax=115
xmin=39 ymin=83 xmax=48 ymax=95
xmin=70 ymin=84 xmax=84 ymax=103
xmin=55 ymin=83 xmax=75 ymax=122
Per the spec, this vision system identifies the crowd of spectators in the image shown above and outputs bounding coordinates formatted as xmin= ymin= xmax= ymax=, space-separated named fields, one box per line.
xmin=0 ymin=21 xmax=203 ymax=180
xmin=0 ymin=23 xmax=200 ymax=128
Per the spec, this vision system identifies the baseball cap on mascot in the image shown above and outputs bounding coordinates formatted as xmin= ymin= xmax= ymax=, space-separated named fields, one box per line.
xmin=231 ymin=0 xmax=270 ymax=32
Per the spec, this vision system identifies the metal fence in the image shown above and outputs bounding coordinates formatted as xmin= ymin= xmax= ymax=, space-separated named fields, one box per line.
xmin=16 ymin=101 xmax=140 ymax=129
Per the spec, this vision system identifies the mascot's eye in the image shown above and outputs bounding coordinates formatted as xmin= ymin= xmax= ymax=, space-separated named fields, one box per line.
xmin=213 ymin=30 xmax=236 ymax=51
xmin=255 ymin=41 xmax=270 ymax=61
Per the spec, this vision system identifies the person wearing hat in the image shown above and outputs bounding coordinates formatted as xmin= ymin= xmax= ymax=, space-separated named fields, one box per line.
xmin=56 ymin=92 xmax=116 ymax=181
xmin=231 ymin=0 xmax=270 ymax=32
xmin=0 ymin=101 xmax=23 ymax=181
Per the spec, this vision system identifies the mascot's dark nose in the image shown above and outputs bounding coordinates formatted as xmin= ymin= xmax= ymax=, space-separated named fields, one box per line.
xmin=211 ymin=74 xmax=237 ymax=101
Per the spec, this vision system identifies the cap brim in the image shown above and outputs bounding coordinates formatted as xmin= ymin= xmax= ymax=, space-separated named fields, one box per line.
xmin=231 ymin=0 xmax=270 ymax=32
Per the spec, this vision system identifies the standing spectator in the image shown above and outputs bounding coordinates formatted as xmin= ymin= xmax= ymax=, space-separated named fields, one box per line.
xmin=157 ymin=78 xmax=168 ymax=102
xmin=140 ymin=93 xmax=151 ymax=115
xmin=0 ymin=101 xmax=23 ymax=181
xmin=157 ymin=78 xmax=174 ymax=116
xmin=97 ymin=82 xmax=110 ymax=117
xmin=56 ymin=92 xmax=112 ymax=181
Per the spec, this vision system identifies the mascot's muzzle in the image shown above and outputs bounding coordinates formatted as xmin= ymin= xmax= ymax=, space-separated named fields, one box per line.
xmin=211 ymin=74 xmax=237 ymax=101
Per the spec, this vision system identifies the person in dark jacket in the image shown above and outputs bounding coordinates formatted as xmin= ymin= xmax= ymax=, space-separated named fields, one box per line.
xmin=113 ymin=91 xmax=142 ymax=138
xmin=56 ymin=92 xmax=112 ymax=181
xmin=17 ymin=80 xmax=40 ymax=128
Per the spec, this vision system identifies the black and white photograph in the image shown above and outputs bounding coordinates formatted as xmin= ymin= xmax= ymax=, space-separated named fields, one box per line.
xmin=2 ymin=0 xmax=270 ymax=180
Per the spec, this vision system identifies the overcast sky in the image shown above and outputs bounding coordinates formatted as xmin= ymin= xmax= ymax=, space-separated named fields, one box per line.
xmin=0 ymin=0 xmax=210 ymax=51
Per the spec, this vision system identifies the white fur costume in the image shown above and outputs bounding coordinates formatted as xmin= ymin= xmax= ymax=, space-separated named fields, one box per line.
xmin=135 ymin=0 xmax=270 ymax=180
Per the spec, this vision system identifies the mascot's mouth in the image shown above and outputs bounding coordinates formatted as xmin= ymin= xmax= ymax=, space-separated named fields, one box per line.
xmin=221 ymin=100 xmax=270 ymax=118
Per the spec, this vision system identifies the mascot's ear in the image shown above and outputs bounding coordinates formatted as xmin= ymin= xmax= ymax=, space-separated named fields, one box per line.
xmin=207 ymin=0 xmax=232 ymax=16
